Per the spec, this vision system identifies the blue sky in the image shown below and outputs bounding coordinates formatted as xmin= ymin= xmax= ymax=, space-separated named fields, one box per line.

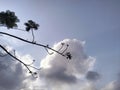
xmin=0 ymin=0 xmax=120 ymax=89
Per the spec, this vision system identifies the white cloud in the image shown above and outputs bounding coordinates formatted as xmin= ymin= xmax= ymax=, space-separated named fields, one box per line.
xmin=39 ymin=39 xmax=96 ymax=90
xmin=0 ymin=39 xmax=100 ymax=90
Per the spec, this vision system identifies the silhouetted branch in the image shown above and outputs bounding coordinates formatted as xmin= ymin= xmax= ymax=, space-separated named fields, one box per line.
xmin=0 ymin=32 xmax=65 ymax=57
xmin=0 ymin=44 xmax=38 ymax=77
xmin=0 ymin=45 xmax=31 ymax=71
xmin=0 ymin=46 xmax=8 ymax=57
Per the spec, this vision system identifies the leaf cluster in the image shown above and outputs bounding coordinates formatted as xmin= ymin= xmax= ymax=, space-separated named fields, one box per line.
xmin=0 ymin=10 xmax=19 ymax=29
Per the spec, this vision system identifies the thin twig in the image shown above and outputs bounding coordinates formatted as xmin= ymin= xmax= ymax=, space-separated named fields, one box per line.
xmin=58 ymin=43 xmax=64 ymax=52
xmin=61 ymin=44 xmax=69 ymax=54
xmin=31 ymin=29 xmax=35 ymax=42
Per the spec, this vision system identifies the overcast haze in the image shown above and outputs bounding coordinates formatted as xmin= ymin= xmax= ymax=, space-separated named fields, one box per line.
xmin=0 ymin=0 xmax=120 ymax=90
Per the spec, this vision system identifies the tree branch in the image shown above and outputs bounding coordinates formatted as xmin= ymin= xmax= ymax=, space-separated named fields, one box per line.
xmin=0 ymin=44 xmax=36 ymax=77
xmin=0 ymin=32 xmax=65 ymax=56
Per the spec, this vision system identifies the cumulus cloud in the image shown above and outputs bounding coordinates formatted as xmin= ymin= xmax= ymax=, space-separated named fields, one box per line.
xmin=0 ymin=39 xmax=99 ymax=90
xmin=0 ymin=55 xmax=25 ymax=90
xmin=39 ymin=39 xmax=96 ymax=90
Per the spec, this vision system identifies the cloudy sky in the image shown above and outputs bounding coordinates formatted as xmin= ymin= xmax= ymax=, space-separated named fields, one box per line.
xmin=0 ymin=0 xmax=120 ymax=90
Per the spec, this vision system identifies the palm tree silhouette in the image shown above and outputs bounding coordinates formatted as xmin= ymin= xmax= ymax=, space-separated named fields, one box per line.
xmin=0 ymin=10 xmax=19 ymax=29
xmin=24 ymin=20 xmax=39 ymax=42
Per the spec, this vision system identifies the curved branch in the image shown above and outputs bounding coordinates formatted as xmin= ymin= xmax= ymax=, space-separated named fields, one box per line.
xmin=0 ymin=44 xmax=33 ymax=76
xmin=0 ymin=32 xmax=64 ymax=56
xmin=45 ymin=47 xmax=54 ymax=55
xmin=44 ymin=45 xmax=54 ymax=55
xmin=58 ymin=43 xmax=64 ymax=52
xmin=0 ymin=45 xmax=42 ymax=77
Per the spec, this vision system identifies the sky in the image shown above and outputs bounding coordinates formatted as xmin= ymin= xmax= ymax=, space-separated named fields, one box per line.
xmin=0 ymin=0 xmax=120 ymax=90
